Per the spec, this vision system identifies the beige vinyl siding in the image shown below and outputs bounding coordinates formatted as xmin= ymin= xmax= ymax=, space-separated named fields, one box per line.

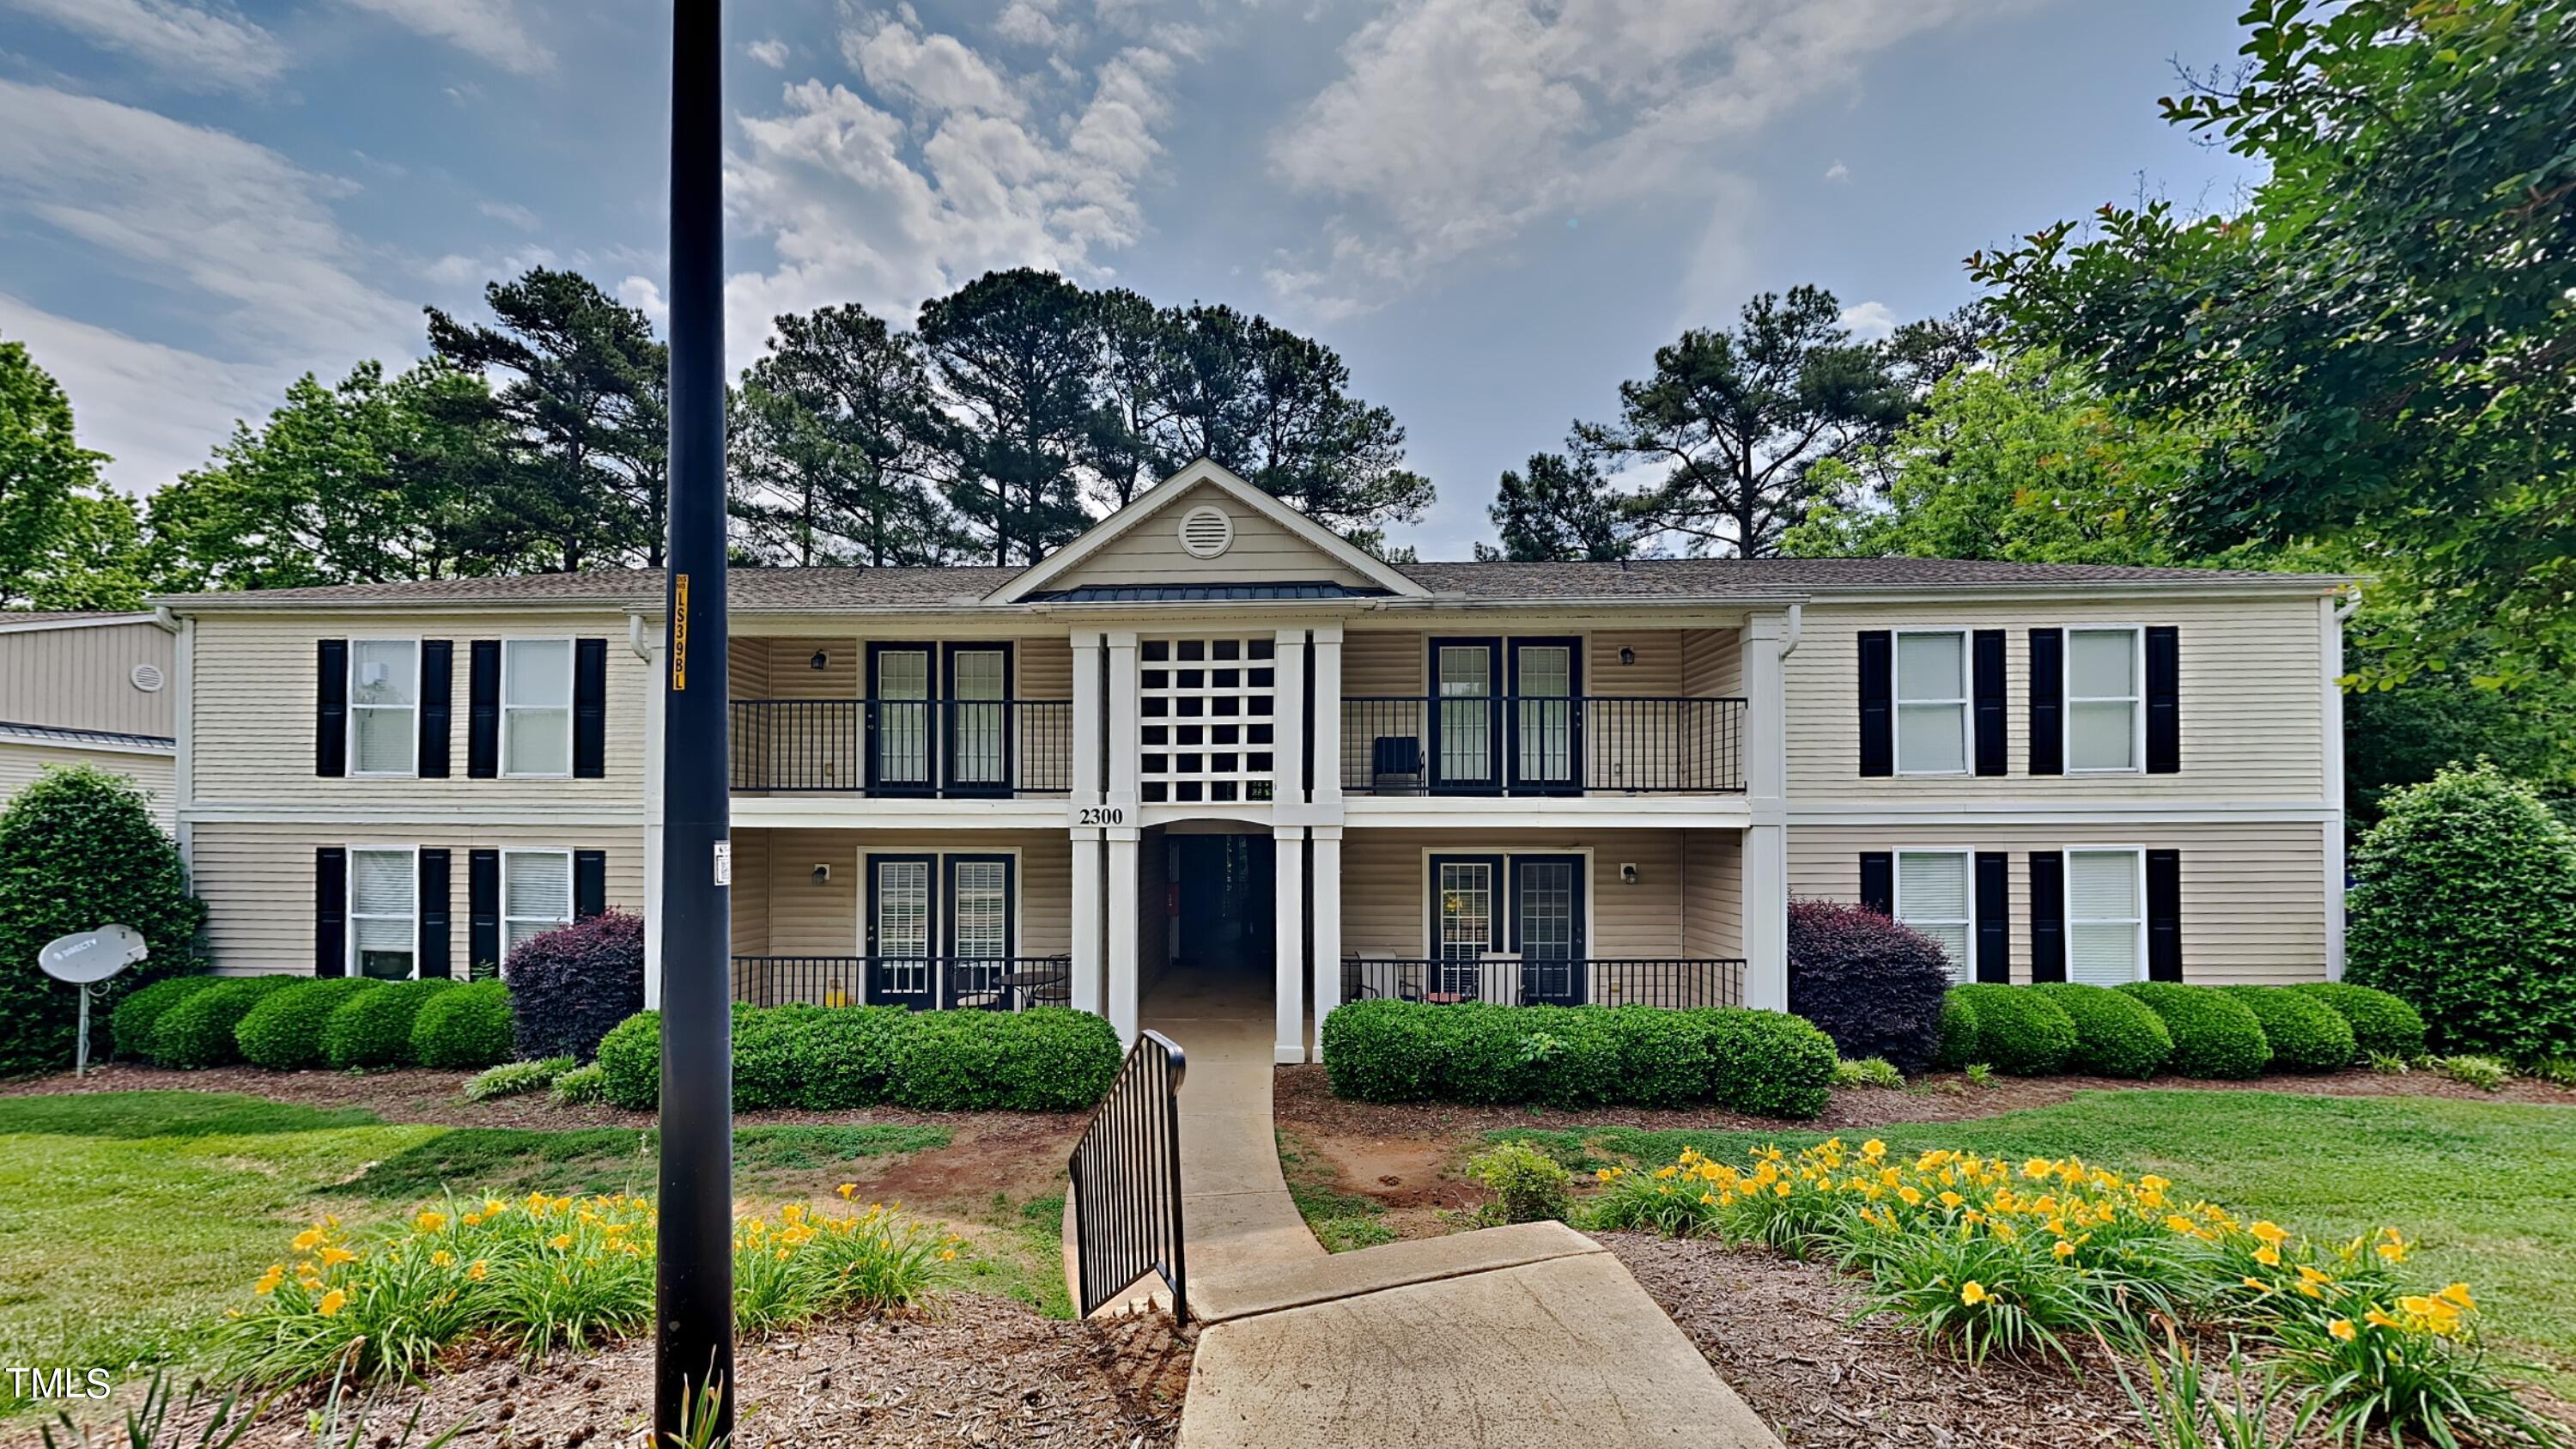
xmin=1583 ymin=631 xmax=1683 ymax=695
xmin=1680 ymin=627 xmax=1742 ymax=698
xmin=1343 ymin=629 xmax=1424 ymax=697
xmin=1680 ymin=831 xmax=1743 ymax=960
xmin=1056 ymin=483 xmax=1376 ymax=588
xmin=730 ymin=829 xmax=772 ymax=957
xmin=1786 ymin=820 xmax=2328 ymax=985
xmin=732 ymin=829 xmax=1071 ymax=959
xmin=1785 ymin=597 xmax=2330 ymax=801
xmin=1338 ymin=828 xmax=1694 ymax=959
xmin=188 ymin=611 xmax=650 ymax=807
xmin=191 ymin=821 xmax=645 ymax=975
xmin=0 ymin=742 xmax=175 ymax=831
xmin=1018 ymin=636 xmax=1072 ymax=699
xmin=0 ymin=621 xmax=175 ymax=738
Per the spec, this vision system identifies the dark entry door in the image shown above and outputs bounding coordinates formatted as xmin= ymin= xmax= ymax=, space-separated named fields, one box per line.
xmin=1170 ymin=834 xmax=1275 ymax=976
xmin=1509 ymin=638 xmax=1581 ymax=794
xmin=865 ymin=853 xmax=937 ymax=1008
xmin=866 ymin=644 xmax=935 ymax=794
xmin=1511 ymin=855 xmax=1587 ymax=1005
xmin=1428 ymin=638 xmax=1501 ymax=791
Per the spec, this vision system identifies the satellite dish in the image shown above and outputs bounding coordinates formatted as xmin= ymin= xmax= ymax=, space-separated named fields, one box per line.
xmin=39 ymin=925 xmax=149 ymax=985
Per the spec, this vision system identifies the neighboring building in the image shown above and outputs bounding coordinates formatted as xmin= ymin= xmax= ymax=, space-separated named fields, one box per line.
xmin=151 ymin=461 xmax=2351 ymax=1057
xmin=0 ymin=612 xmax=179 ymax=831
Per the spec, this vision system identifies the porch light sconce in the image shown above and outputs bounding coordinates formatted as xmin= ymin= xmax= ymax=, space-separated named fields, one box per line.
xmin=809 ymin=650 xmax=829 ymax=671
xmin=1619 ymin=862 xmax=1639 ymax=886
xmin=811 ymin=863 xmax=832 ymax=885
xmin=1618 ymin=646 xmax=1636 ymax=667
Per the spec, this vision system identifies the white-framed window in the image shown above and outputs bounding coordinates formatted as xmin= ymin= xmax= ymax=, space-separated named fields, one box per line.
xmin=2067 ymin=627 xmax=2143 ymax=772
xmin=1893 ymin=629 xmax=1969 ymax=775
xmin=501 ymin=849 xmax=574 ymax=958
xmin=349 ymin=639 xmax=420 ymax=776
xmin=349 ymin=846 xmax=418 ymax=980
xmin=501 ymin=638 xmax=574 ymax=776
xmin=2067 ymin=848 xmax=2147 ymax=984
xmin=1894 ymin=849 xmax=1973 ymax=982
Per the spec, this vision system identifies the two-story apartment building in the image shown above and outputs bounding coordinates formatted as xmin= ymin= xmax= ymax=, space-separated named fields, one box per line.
xmin=154 ymin=461 xmax=2351 ymax=1062
xmin=0 ymin=611 xmax=179 ymax=831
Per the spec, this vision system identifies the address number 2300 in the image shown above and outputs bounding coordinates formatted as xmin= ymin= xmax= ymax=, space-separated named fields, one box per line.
xmin=1075 ymin=807 xmax=1127 ymax=826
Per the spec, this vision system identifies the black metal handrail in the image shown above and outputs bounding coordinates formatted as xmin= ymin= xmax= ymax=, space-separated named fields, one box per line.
xmin=1068 ymin=1029 xmax=1188 ymax=1322
xmin=1342 ymin=956 xmax=1746 ymax=1009
xmin=1340 ymin=695 xmax=1747 ymax=795
xmin=729 ymin=954 xmax=1072 ymax=1011
xmin=728 ymin=698 xmax=1073 ymax=795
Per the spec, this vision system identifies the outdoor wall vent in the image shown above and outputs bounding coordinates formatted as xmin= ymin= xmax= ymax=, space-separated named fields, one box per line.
xmin=129 ymin=663 xmax=165 ymax=693
xmin=1177 ymin=504 xmax=1233 ymax=559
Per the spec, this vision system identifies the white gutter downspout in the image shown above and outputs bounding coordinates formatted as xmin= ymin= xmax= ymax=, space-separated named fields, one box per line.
xmin=1779 ymin=603 xmax=1803 ymax=659
xmin=2324 ymin=588 xmax=2360 ymax=980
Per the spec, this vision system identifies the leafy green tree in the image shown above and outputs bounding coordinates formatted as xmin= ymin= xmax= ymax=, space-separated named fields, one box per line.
xmin=729 ymin=305 xmax=958 ymax=565
xmin=0 ymin=764 xmax=204 ymax=1076
xmin=917 ymin=269 xmax=1103 ymax=565
xmin=1477 ymin=453 xmax=1633 ymax=562
xmin=1971 ymin=0 xmax=2576 ymax=687
xmin=426 ymin=268 xmax=669 ymax=571
xmin=1189 ymin=309 xmax=1431 ymax=551
xmin=1082 ymin=287 xmax=1188 ymax=512
xmin=2344 ymin=664 xmax=2576 ymax=832
xmin=149 ymin=361 xmax=485 ymax=590
xmin=0 ymin=337 xmax=149 ymax=610
xmin=1571 ymin=286 xmax=1911 ymax=557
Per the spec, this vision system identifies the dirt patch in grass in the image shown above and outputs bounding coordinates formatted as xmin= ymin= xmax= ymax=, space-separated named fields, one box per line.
xmin=13 ymin=1297 xmax=1190 ymax=1449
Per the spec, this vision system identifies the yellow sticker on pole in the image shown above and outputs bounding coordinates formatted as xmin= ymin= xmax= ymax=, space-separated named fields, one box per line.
xmin=671 ymin=573 xmax=689 ymax=691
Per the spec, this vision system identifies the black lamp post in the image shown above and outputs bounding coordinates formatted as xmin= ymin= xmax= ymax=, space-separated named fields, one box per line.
xmin=656 ymin=0 xmax=734 ymax=1439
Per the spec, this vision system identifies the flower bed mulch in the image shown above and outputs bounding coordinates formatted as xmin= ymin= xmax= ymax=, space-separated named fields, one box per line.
xmin=15 ymin=1298 xmax=1191 ymax=1449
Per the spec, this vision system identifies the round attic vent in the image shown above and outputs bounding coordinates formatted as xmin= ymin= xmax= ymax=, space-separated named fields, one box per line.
xmin=1177 ymin=504 xmax=1233 ymax=559
xmin=130 ymin=663 xmax=166 ymax=693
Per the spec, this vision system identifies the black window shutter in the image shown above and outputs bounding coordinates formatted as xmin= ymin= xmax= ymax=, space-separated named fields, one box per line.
xmin=1974 ymin=852 xmax=2010 ymax=982
xmin=1858 ymin=852 xmax=1895 ymax=916
xmin=469 ymin=849 xmax=501 ymax=977
xmin=1971 ymin=630 xmax=2007 ymax=776
xmin=2028 ymin=852 xmax=2067 ymax=983
xmin=315 ymin=847 xmax=348 ymax=976
xmin=2027 ymin=628 xmax=2064 ymax=776
xmin=574 ymin=849 xmax=608 ymax=919
xmin=1857 ymin=630 xmax=1894 ymax=776
xmin=419 ymin=849 xmax=452 ymax=978
xmin=316 ymin=640 xmax=348 ymax=777
xmin=2147 ymin=849 xmax=2183 ymax=980
xmin=573 ymin=638 xmax=609 ymax=778
xmin=419 ymin=641 xmax=453 ymax=778
xmin=467 ymin=641 xmax=501 ymax=778
xmin=2145 ymin=626 xmax=2181 ymax=774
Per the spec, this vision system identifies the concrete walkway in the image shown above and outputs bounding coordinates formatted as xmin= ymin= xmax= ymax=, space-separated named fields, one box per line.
xmin=1134 ymin=975 xmax=1780 ymax=1449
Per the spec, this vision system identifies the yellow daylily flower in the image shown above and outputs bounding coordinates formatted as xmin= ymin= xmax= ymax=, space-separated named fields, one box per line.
xmin=1959 ymin=1281 xmax=1990 ymax=1306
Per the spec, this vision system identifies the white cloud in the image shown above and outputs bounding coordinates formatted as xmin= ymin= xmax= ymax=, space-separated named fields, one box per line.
xmin=1838 ymin=299 xmax=1899 ymax=341
xmin=335 ymin=0 xmax=551 ymax=75
xmin=994 ymin=1 xmax=1067 ymax=48
xmin=723 ymin=20 xmax=1182 ymax=377
xmin=1267 ymin=0 xmax=2036 ymax=314
xmin=0 ymin=0 xmax=285 ymax=93
xmin=0 ymin=295 xmax=285 ymax=492
xmin=617 ymin=276 xmax=668 ymax=330
xmin=1825 ymin=160 xmax=1850 ymax=182
xmin=478 ymin=198 xmax=539 ymax=229
xmin=746 ymin=37 xmax=790 ymax=68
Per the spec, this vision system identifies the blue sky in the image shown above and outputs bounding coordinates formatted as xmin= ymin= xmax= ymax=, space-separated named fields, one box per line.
xmin=0 ymin=0 xmax=2262 ymax=558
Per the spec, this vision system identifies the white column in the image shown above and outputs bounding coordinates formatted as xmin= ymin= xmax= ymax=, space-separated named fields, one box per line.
xmin=1107 ymin=829 xmax=1140 ymax=1045
xmin=1271 ymin=628 xmax=1308 ymax=806
xmin=642 ymin=639 xmax=669 ymax=1008
xmin=1309 ymin=825 xmax=1342 ymax=1062
xmin=2321 ymin=596 xmax=2349 ymax=980
xmin=1105 ymin=631 xmax=1140 ymax=811
xmin=1273 ymin=826 xmax=1307 ymax=1063
xmin=1071 ymin=630 xmax=1104 ymax=806
xmin=1071 ymin=829 xmax=1103 ymax=1014
xmin=1739 ymin=612 xmax=1791 ymax=1012
xmin=1310 ymin=623 xmax=1344 ymax=811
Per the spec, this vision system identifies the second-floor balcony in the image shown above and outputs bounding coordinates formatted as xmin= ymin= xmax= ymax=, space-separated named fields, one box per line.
xmin=1340 ymin=695 xmax=1747 ymax=795
xmin=730 ymin=697 xmax=1072 ymax=796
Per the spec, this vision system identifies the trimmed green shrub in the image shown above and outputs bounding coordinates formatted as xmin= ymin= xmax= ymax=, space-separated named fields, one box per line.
xmin=234 ymin=978 xmax=381 ymax=1070
xmin=1320 ymin=999 xmax=1448 ymax=1103
xmin=794 ymin=1006 xmax=916 ymax=1110
xmin=732 ymin=1003 xmax=815 ymax=1111
xmin=506 ymin=910 xmax=647 ymax=1062
xmin=411 ymin=980 xmax=514 ymax=1069
xmin=889 ymin=1008 xmax=1121 ymax=1112
xmin=1947 ymin=985 xmax=2078 ymax=1075
xmin=111 ymin=976 xmax=221 ymax=1061
xmin=1696 ymin=1008 xmax=1839 ymax=1118
xmin=321 ymin=977 xmax=455 ymax=1069
xmin=152 ymin=977 xmax=298 ymax=1068
xmin=2288 ymin=982 xmax=2428 ymax=1062
xmin=1466 ymin=1141 xmax=1573 ymax=1225
xmin=2221 ymin=986 xmax=2356 ymax=1073
xmin=1786 ymin=899 xmax=1955 ymax=1072
xmin=0 ymin=764 xmax=206 ymax=1076
xmin=2028 ymin=983 xmax=2172 ymax=1079
xmin=596 ymin=1009 xmax=659 ymax=1109
xmin=2345 ymin=763 xmax=2576 ymax=1058
xmin=1607 ymin=1006 xmax=1715 ymax=1107
xmin=2117 ymin=982 xmax=2271 ymax=1080
xmin=1933 ymin=991 xmax=1980 ymax=1071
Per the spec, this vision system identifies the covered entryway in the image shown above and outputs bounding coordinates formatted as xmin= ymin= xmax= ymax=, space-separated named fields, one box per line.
xmin=1141 ymin=825 xmax=1280 ymax=1032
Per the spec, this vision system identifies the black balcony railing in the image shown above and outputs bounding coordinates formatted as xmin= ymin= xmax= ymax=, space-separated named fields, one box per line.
xmin=1068 ymin=1029 xmax=1188 ymax=1321
xmin=728 ymin=698 xmax=1072 ymax=795
xmin=729 ymin=954 xmax=1072 ymax=1011
xmin=1340 ymin=696 xmax=1746 ymax=795
xmin=1342 ymin=956 xmax=1745 ymax=1009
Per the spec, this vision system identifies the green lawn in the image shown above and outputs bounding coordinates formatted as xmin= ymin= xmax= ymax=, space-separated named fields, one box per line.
xmin=0 ymin=1093 xmax=956 ymax=1412
xmin=1500 ymin=1089 xmax=2576 ymax=1389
